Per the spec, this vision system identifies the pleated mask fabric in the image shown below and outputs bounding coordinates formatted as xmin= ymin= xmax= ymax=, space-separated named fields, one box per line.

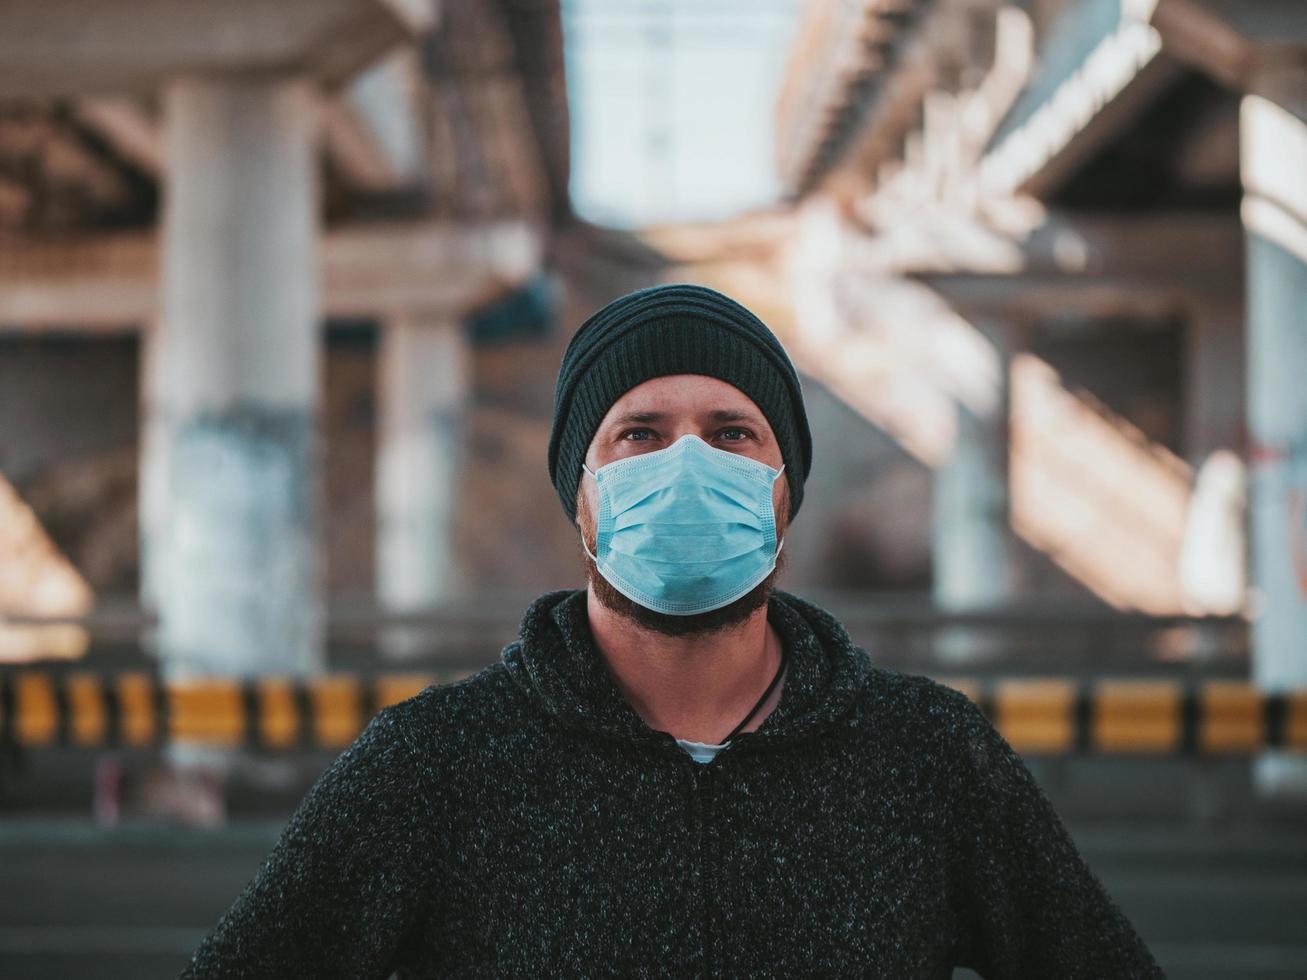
xmin=581 ymin=435 xmax=785 ymax=615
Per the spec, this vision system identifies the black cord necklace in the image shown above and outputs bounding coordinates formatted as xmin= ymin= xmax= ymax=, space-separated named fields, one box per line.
xmin=720 ymin=641 xmax=789 ymax=744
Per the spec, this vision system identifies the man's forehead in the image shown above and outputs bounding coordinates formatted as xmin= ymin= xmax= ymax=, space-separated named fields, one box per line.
xmin=601 ymin=374 xmax=765 ymax=420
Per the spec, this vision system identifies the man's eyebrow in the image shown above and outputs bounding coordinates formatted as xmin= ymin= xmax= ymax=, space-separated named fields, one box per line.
xmin=707 ymin=409 xmax=764 ymax=423
xmin=604 ymin=408 xmax=764 ymax=427
xmin=608 ymin=410 xmax=667 ymax=426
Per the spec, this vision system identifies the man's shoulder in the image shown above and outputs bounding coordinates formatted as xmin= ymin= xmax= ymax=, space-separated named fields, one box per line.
xmin=374 ymin=660 xmax=534 ymax=749
xmin=383 ymin=659 xmax=519 ymax=719
xmin=851 ymin=664 xmax=1024 ymax=792
xmin=859 ymin=663 xmax=977 ymax=713
xmin=849 ymin=663 xmax=989 ymax=752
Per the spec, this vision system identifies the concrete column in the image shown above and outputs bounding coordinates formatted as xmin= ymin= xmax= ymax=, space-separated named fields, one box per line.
xmin=1183 ymin=303 xmax=1246 ymax=467
xmin=1241 ymin=62 xmax=1307 ymax=794
xmin=376 ymin=314 xmax=469 ymax=657
xmin=1178 ymin=306 xmax=1248 ymax=621
xmin=138 ymin=315 xmax=166 ymax=616
xmin=152 ymin=76 xmax=323 ymax=679
xmin=933 ymin=321 xmax=1017 ymax=608
xmin=933 ymin=320 xmax=1017 ymax=663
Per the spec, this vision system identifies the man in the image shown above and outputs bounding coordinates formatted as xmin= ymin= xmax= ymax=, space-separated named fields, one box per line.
xmin=182 ymin=283 xmax=1163 ymax=978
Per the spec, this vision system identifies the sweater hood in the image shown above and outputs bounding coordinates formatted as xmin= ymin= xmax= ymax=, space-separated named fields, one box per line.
xmin=500 ymin=588 xmax=871 ymax=751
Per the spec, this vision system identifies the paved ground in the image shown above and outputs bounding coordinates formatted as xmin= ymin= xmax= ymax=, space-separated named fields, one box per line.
xmin=2 ymin=748 xmax=1305 ymax=978
xmin=0 ymin=817 xmax=1305 ymax=979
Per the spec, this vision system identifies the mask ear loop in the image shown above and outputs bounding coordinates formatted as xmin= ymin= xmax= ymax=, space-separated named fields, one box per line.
xmin=771 ymin=464 xmax=788 ymax=558
xmin=579 ymin=463 xmax=601 ymax=563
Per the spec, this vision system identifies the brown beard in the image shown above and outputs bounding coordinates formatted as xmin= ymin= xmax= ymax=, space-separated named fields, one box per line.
xmin=576 ymin=485 xmax=789 ymax=639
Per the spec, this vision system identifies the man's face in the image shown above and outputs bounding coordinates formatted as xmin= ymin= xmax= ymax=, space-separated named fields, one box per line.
xmin=576 ymin=374 xmax=791 ymax=637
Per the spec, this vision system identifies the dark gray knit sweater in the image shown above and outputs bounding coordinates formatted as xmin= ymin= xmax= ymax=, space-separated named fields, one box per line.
xmin=180 ymin=589 xmax=1164 ymax=979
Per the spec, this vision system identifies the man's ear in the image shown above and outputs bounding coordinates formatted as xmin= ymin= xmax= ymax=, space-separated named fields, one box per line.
xmin=574 ymin=475 xmax=593 ymax=533
xmin=576 ymin=461 xmax=600 ymax=519
xmin=774 ymin=475 xmax=793 ymax=532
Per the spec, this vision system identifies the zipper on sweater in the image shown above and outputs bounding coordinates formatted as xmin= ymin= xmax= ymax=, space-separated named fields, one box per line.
xmin=689 ymin=762 xmax=718 ymax=980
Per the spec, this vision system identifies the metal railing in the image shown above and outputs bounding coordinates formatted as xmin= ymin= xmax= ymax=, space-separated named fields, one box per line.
xmin=0 ymin=592 xmax=1251 ymax=678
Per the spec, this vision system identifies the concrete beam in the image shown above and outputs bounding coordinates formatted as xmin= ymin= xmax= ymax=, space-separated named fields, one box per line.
xmin=915 ymin=271 xmax=1234 ymax=321
xmin=323 ymin=51 xmax=427 ymax=192
xmin=1021 ymin=210 xmax=1244 ymax=280
xmin=981 ymin=0 xmax=1180 ymax=199
xmin=774 ymin=0 xmax=892 ymax=196
xmin=781 ymin=0 xmax=1009 ymax=205
xmin=324 ymin=220 xmax=539 ymax=318
xmin=906 ymin=212 xmax=1244 ymax=320
xmin=1152 ymin=0 xmax=1307 ymax=91
xmin=77 ymin=65 xmax=427 ymax=196
xmin=1 ymin=115 xmax=141 ymax=212
xmin=983 ymin=0 xmax=1307 ymax=198
xmin=0 ymin=0 xmax=436 ymax=97
xmin=891 ymin=210 xmax=1243 ymax=315
xmin=75 ymin=99 xmax=163 ymax=176
xmin=0 ymin=220 xmax=540 ymax=330
xmin=819 ymin=15 xmax=940 ymax=207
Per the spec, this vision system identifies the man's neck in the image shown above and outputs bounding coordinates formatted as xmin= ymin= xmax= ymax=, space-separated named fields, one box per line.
xmin=585 ymin=588 xmax=786 ymax=744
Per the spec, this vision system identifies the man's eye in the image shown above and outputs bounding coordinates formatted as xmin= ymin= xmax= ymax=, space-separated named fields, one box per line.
xmin=718 ymin=427 xmax=749 ymax=442
xmin=623 ymin=428 xmax=655 ymax=441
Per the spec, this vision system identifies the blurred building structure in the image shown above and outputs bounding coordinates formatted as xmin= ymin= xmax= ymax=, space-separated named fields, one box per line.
xmin=0 ymin=1 xmax=565 ymax=676
xmin=0 ymin=0 xmax=1301 ymax=743
xmin=772 ymin=0 xmax=1305 ymax=789
xmin=2 ymin=5 xmax=1306 ymax=973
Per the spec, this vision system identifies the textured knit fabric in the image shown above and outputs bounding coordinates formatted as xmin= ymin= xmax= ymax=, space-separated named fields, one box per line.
xmin=180 ymin=589 xmax=1164 ymax=979
xmin=547 ymin=283 xmax=813 ymax=524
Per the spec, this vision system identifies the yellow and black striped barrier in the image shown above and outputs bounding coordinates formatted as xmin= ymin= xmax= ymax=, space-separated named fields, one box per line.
xmin=0 ymin=671 xmax=1305 ymax=755
xmin=939 ymin=677 xmax=1307 ymax=756
xmin=0 ymin=671 xmax=466 ymax=753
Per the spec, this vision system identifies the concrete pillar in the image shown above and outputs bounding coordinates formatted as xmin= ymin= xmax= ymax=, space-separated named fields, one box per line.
xmin=151 ymin=76 xmax=324 ymax=679
xmin=138 ymin=315 xmax=166 ymax=616
xmin=1183 ymin=303 xmax=1247 ymax=467
xmin=933 ymin=321 xmax=1017 ymax=608
xmin=1178 ymin=305 xmax=1249 ymax=623
xmin=933 ymin=320 xmax=1016 ymax=663
xmin=1241 ymin=62 xmax=1307 ymax=794
xmin=376 ymin=314 xmax=469 ymax=657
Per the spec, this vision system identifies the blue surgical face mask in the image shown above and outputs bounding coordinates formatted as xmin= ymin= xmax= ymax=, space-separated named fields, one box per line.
xmin=580 ymin=434 xmax=786 ymax=616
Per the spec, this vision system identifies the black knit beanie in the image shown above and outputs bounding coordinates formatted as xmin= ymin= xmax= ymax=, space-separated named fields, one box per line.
xmin=547 ymin=282 xmax=812 ymax=525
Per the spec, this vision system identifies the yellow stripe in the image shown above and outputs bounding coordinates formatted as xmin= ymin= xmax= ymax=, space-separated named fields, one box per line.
xmin=15 ymin=672 xmax=57 ymax=746
xmin=1200 ymin=681 xmax=1262 ymax=754
xmin=935 ymin=676 xmax=981 ymax=704
xmin=1288 ymin=690 xmax=1307 ymax=751
xmin=995 ymin=678 xmax=1076 ymax=753
xmin=256 ymin=678 xmax=300 ymax=749
xmin=169 ymin=679 xmax=244 ymax=748
xmin=311 ymin=676 xmax=362 ymax=748
xmin=1093 ymin=680 xmax=1181 ymax=753
xmin=66 ymin=673 xmax=107 ymax=747
xmin=116 ymin=672 xmax=156 ymax=746
xmin=374 ymin=673 xmax=436 ymax=710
